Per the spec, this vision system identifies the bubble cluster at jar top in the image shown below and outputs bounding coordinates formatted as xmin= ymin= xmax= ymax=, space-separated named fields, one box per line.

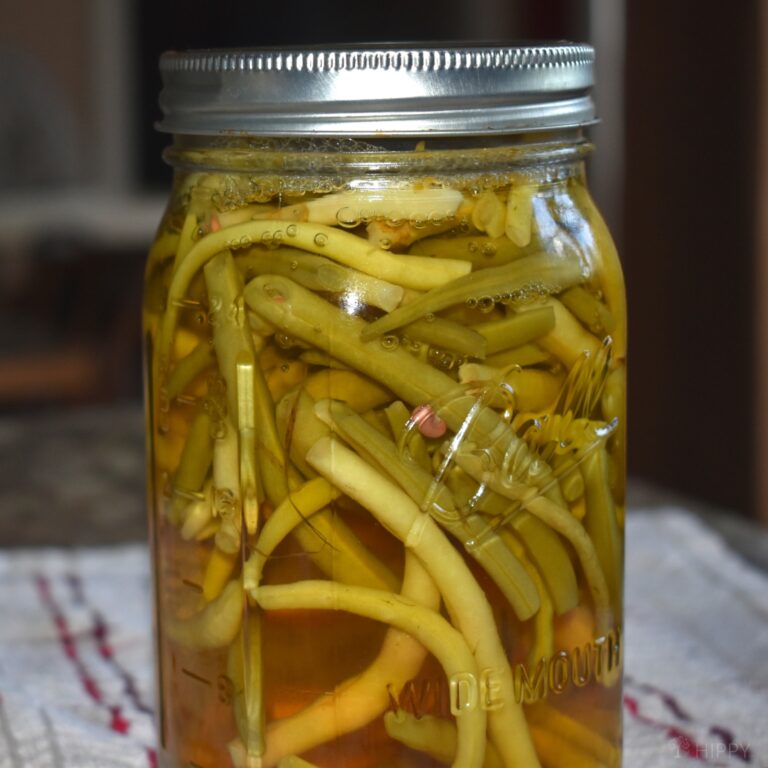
xmin=143 ymin=151 xmax=627 ymax=768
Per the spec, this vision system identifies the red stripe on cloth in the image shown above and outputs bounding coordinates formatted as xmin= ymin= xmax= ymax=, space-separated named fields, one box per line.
xmin=625 ymin=676 xmax=753 ymax=764
xmin=65 ymin=573 xmax=155 ymax=717
xmin=34 ymin=574 xmax=133 ymax=737
xmin=624 ymin=694 xmax=710 ymax=764
xmin=147 ymin=747 xmax=158 ymax=768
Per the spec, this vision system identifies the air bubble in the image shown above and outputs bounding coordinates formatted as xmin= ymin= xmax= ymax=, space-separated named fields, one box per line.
xmin=465 ymin=298 xmax=478 ymax=308
xmin=468 ymin=242 xmax=478 ymax=253
xmin=275 ymin=333 xmax=294 ymax=349
xmin=378 ymin=238 xmax=392 ymax=250
xmin=313 ymin=232 xmax=328 ymax=247
xmin=289 ymin=260 xmax=299 ymax=271
xmin=286 ymin=224 xmax=298 ymax=237
xmin=439 ymin=353 xmax=457 ymax=369
xmin=336 ymin=207 xmax=360 ymax=228
xmin=380 ymin=335 xmax=400 ymax=350
xmin=424 ymin=312 xmax=436 ymax=323
xmin=481 ymin=243 xmax=497 ymax=257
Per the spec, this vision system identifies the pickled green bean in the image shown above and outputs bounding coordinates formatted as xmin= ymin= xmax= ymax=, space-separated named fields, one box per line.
xmin=361 ymin=253 xmax=583 ymax=340
xmin=466 ymin=463 xmax=612 ymax=633
xmin=403 ymin=316 xmax=488 ymax=358
xmin=581 ymin=446 xmax=622 ymax=615
xmin=159 ymin=220 xmax=472 ymax=361
xmin=243 ymin=477 xmax=342 ymax=589
xmin=171 ymin=408 xmax=213 ymax=523
xmin=384 ymin=710 xmax=503 ymax=768
xmin=255 ymin=577 xmax=485 ymax=768
xmin=306 ymin=436 xmax=541 ymax=768
xmin=314 ymin=398 xmax=541 ymax=620
xmin=244 ymin=274 xmax=565 ymax=507
xmin=235 ymin=248 xmax=404 ymax=312
xmin=410 ymin=235 xmax=529 ymax=267
xmin=567 ymin=180 xmax=627 ymax=362
xmin=473 ymin=305 xmax=555 ymax=355
xmin=485 ymin=343 xmax=553 ymax=368
xmin=253 ymin=552 xmax=439 ymax=767
xmin=166 ymin=341 xmax=215 ymax=402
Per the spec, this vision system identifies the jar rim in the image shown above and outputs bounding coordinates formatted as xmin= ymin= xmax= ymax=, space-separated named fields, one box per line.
xmin=156 ymin=42 xmax=596 ymax=138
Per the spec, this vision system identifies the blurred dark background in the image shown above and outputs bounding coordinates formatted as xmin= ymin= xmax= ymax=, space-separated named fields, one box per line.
xmin=1 ymin=0 xmax=766 ymax=522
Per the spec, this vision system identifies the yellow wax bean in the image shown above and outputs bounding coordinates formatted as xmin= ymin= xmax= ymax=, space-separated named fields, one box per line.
xmin=527 ymin=702 xmax=620 ymax=767
xmin=180 ymin=482 xmax=214 ymax=541
xmin=314 ymin=398 xmax=541 ymax=621
xmin=306 ymin=437 xmax=541 ymax=768
xmin=299 ymin=187 xmax=465 ymax=226
xmin=568 ymin=180 xmax=627 ymax=363
xmin=265 ymin=359 xmax=308 ymax=402
xmin=202 ymin=545 xmax=238 ymax=602
xmin=256 ymin=578 xmax=486 ymax=768
xmin=227 ymin=613 xmax=266 ymax=761
xmin=506 ymin=183 xmax=536 ymax=246
xmin=166 ymin=341 xmax=215 ymax=402
xmin=302 ymin=369 xmax=392 ymax=413
xmin=560 ymin=285 xmax=615 ymax=336
xmin=159 ymin=220 xmax=472 ymax=361
xmin=255 ymin=553 xmax=439 ymax=767
xmin=244 ymin=477 xmax=342 ymax=589
xmin=472 ymin=190 xmax=507 ymax=238
xmin=458 ymin=364 xmax=563 ymax=413
xmin=165 ymin=580 xmax=243 ymax=651
xmin=538 ymin=298 xmax=602 ymax=368
xmin=172 ymin=212 xmax=198 ymax=273
xmin=385 ymin=710 xmax=503 ymax=768
xmin=581 ymin=446 xmax=622 ymax=616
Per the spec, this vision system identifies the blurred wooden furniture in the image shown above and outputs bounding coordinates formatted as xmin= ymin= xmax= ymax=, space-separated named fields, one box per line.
xmin=0 ymin=192 xmax=164 ymax=405
xmin=757 ymin=0 xmax=768 ymax=525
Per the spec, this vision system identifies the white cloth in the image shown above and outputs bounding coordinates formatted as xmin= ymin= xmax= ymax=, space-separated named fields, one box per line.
xmin=0 ymin=509 xmax=765 ymax=767
xmin=623 ymin=510 xmax=768 ymax=768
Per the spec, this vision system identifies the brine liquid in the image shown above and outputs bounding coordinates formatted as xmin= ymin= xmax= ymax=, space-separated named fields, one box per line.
xmin=145 ymin=146 xmax=625 ymax=768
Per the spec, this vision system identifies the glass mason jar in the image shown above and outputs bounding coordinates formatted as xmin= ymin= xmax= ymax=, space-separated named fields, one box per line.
xmin=144 ymin=44 xmax=626 ymax=768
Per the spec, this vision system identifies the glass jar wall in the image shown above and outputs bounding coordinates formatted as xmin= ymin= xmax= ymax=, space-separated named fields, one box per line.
xmin=143 ymin=130 xmax=626 ymax=768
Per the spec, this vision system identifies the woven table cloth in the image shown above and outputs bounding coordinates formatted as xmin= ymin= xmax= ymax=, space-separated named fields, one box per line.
xmin=0 ymin=508 xmax=766 ymax=767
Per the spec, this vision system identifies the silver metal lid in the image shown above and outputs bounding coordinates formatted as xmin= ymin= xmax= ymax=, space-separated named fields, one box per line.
xmin=157 ymin=43 xmax=595 ymax=137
